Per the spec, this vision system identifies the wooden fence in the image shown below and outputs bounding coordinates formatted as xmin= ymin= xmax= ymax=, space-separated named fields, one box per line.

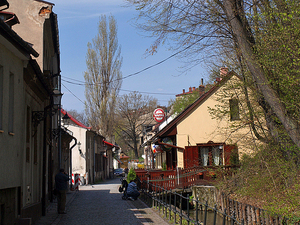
xmin=135 ymin=166 xmax=238 ymax=191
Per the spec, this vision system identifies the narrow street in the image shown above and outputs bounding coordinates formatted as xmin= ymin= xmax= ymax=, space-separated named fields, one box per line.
xmin=37 ymin=178 xmax=170 ymax=225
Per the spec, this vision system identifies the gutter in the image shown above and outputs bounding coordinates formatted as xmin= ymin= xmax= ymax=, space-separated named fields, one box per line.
xmin=69 ymin=136 xmax=77 ymax=190
xmin=0 ymin=19 xmax=39 ymax=57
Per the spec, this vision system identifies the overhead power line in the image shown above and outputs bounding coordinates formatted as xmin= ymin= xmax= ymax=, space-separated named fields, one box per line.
xmin=62 ymin=37 xmax=204 ymax=87
xmin=62 ymin=83 xmax=86 ymax=105
xmin=61 ymin=37 xmax=206 ymax=105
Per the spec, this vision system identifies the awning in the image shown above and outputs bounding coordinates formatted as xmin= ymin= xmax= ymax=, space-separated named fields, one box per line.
xmin=114 ymin=156 xmax=123 ymax=164
xmin=103 ymin=140 xmax=120 ymax=149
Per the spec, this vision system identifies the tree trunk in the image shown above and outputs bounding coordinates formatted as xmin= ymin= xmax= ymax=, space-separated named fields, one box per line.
xmin=222 ymin=0 xmax=300 ymax=148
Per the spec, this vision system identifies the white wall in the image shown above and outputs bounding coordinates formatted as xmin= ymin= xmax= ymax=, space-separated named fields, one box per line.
xmin=67 ymin=125 xmax=87 ymax=177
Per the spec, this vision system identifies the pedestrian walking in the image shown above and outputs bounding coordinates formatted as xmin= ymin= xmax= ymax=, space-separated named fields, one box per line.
xmin=55 ymin=168 xmax=69 ymax=214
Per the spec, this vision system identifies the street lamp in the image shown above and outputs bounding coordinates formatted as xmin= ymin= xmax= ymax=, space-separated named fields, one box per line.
xmin=52 ymin=89 xmax=63 ymax=109
xmin=32 ymin=89 xmax=63 ymax=126
xmin=62 ymin=112 xmax=71 ymax=126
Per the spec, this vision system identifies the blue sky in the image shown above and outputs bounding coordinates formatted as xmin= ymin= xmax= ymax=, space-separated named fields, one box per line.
xmin=50 ymin=0 xmax=208 ymax=113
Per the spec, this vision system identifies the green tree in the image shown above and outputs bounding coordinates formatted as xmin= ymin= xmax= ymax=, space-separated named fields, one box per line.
xmin=85 ymin=15 xmax=122 ymax=141
xmin=125 ymin=0 xmax=300 ymax=149
xmin=170 ymin=90 xmax=200 ymax=115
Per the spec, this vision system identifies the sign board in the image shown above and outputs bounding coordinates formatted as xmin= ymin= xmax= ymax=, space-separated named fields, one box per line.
xmin=162 ymin=137 xmax=173 ymax=151
xmin=153 ymin=108 xmax=165 ymax=122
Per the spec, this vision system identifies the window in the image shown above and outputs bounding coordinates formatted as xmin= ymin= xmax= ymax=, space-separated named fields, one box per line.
xmin=8 ymin=73 xmax=14 ymax=133
xmin=199 ymin=146 xmax=223 ymax=166
xmin=0 ymin=66 xmax=3 ymax=130
xmin=229 ymin=98 xmax=240 ymax=121
xmin=212 ymin=146 xmax=221 ymax=165
xmin=200 ymin=147 xmax=209 ymax=166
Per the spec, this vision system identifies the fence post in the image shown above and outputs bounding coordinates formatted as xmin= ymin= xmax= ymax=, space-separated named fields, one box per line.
xmin=159 ymin=186 xmax=161 ymax=213
xmin=165 ymin=189 xmax=167 ymax=218
xmin=169 ymin=191 xmax=172 ymax=221
xmin=187 ymin=194 xmax=190 ymax=225
xmin=180 ymin=195 xmax=183 ymax=225
xmin=222 ymin=208 xmax=227 ymax=225
xmin=195 ymin=197 xmax=199 ymax=225
xmin=213 ymin=204 xmax=217 ymax=225
xmin=204 ymin=200 xmax=208 ymax=225
xmin=231 ymin=211 xmax=235 ymax=225
xmin=174 ymin=192 xmax=177 ymax=225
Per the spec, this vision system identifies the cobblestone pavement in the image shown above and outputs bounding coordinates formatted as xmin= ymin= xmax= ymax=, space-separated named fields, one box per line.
xmin=34 ymin=178 xmax=170 ymax=225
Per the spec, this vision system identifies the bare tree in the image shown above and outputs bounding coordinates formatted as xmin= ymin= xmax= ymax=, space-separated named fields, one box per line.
xmin=115 ymin=92 xmax=158 ymax=158
xmin=125 ymin=0 xmax=300 ymax=149
xmin=84 ymin=15 xmax=122 ymax=141
xmin=66 ymin=109 xmax=88 ymax=126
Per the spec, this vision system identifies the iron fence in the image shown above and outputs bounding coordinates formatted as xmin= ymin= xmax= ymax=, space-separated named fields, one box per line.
xmin=140 ymin=182 xmax=244 ymax=225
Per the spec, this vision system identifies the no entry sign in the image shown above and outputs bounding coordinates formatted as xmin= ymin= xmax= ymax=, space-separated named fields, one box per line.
xmin=153 ymin=108 xmax=165 ymax=123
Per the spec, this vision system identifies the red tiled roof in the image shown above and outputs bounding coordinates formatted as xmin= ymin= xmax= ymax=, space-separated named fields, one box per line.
xmin=61 ymin=109 xmax=92 ymax=130
xmin=153 ymin=71 xmax=237 ymax=138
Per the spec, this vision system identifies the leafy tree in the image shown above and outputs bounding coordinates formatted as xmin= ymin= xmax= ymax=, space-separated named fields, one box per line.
xmin=125 ymin=0 xmax=300 ymax=217
xmin=125 ymin=0 xmax=300 ymax=150
xmin=170 ymin=90 xmax=201 ymax=115
xmin=115 ymin=92 xmax=157 ymax=158
xmin=84 ymin=15 xmax=122 ymax=141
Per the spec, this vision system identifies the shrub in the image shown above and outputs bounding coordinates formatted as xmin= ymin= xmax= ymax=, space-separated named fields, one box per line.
xmin=127 ymin=168 xmax=136 ymax=183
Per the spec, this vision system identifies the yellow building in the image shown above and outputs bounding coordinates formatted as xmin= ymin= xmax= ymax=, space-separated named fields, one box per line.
xmin=150 ymin=70 xmax=266 ymax=169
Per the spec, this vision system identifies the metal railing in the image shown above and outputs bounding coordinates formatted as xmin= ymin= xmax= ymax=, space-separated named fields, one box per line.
xmin=140 ymin=182 xmax=244 ymax=225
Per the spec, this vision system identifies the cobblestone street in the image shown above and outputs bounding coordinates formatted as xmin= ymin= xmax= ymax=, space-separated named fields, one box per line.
xmin=35 ymin=178 xmax=170 ymax=225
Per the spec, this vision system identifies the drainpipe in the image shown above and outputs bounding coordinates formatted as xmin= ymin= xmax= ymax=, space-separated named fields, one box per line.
xmin=58 ymin=108 xmax=62 ymax=170
xmin=93 ymin=134 xmax=97 ymax=183
xmin=42 ymin=104 xmax=52 ymax=216
xmin=69 ymin=137 xmax=77 ymax=190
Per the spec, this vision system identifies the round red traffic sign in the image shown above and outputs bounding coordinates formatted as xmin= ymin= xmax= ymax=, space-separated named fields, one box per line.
xmin=153 ymin=108 xmax=165 ymax=122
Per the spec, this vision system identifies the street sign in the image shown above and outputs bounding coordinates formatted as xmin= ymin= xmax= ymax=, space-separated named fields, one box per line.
xmin=153 ymin=108 xmax=165 ymax=122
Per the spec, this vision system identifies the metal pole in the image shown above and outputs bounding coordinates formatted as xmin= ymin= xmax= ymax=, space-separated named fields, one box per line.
xmin=58 ymin=108 xmax=61 ymax=170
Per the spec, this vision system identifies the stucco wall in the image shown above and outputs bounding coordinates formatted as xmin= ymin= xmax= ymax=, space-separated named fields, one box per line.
xmin=9 ymin=0 xmax=53 ymax=70
xmin=0 ymin=42 xmax=25 ymax=189
xmin=176 ymin=75 xmax=265 ymax=167
xmin=67 ymin=125 xmax=87 ymax=176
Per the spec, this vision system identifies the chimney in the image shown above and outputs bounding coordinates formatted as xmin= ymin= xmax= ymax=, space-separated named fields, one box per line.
xmin=198 ymin=78 xmax=205 ymax=96
xmin=189 ymin=87 xmax=192 ymax=92
xmin=220 ymin=67 xmax=228 ymax=77
xmin=182 ymin=89 xmax=185 ymax=94
xmin=192 ymin=87 xmax=195 ymax=91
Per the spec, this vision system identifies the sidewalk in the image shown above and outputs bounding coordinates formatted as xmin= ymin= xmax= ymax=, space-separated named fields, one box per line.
xmin=34 ymin=184 xmax=170 ymax=225
xmin=34 ymin=190 xmax=79 ymax=225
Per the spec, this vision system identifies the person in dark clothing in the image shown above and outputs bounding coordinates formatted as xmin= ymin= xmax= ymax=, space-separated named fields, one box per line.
xmin=55 ymin=168 xmax=69 ymax=214
xmin=126 ymin=178 xmax=140 ymax=201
